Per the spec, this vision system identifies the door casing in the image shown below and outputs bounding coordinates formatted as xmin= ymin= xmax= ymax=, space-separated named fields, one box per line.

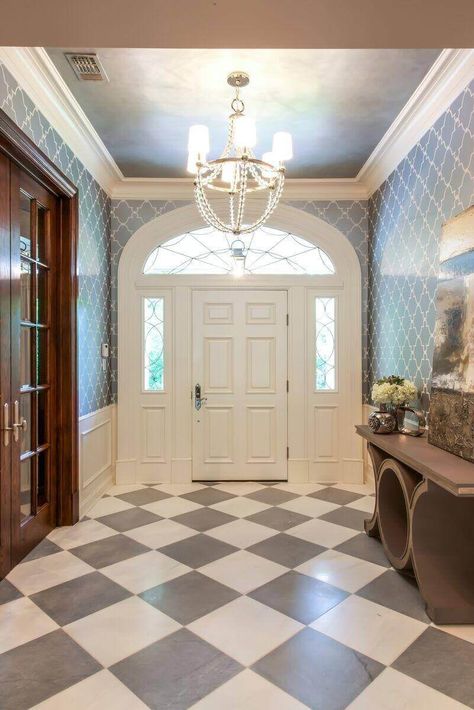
xmin=0 ymin=109 xmax=79 ymax=577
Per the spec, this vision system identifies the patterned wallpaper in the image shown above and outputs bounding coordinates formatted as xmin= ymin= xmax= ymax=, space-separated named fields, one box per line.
xmin=368 ymin=80 xmax=474 ymax=404
xmin=110 ymin=198 xmax=369 ymax=400
xmin=0 ymin=62 xmax=112 ymax=417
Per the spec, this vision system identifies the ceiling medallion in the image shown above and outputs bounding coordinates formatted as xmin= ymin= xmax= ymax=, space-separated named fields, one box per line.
xmin=187 ymin=72 xmax=293 ymax=235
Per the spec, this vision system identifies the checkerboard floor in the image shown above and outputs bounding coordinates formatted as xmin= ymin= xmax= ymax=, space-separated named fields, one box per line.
xmin=2 ymin=481 xmax=474 ymax=709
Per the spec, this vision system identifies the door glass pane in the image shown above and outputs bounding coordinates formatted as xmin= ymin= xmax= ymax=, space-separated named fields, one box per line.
xmin=36 ymin=266 xmax=48 ymax=325
xmin=144 ymin=297 xmax=164 ymax=391
xmin=37 ymin=451 xmax=48 ymax=508
xmin=20 ymin=458 xmax=32 ymax=519
xmin=315 ymin=297 xmax=336 ymax=391
xmin=36 ymin=330 xmax=48 ymax=386
xmin=37 ymin=206 xmax=47 ymax=264
xmin=20 ymin=326 xmax=33 ymax=388
xmin=37 ymin=390 xmax=48 ymax=448
xmin=20 ymin=192 xmax=32 ymax=257
xmin=20 ymin=394 xmax=32 ymax=454
xmin=20 ymin=259 xmax=32 ymax=321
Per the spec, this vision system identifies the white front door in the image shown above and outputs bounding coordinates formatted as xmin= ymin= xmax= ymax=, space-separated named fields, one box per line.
xmin=192 ymin=290 xmax=288 ymax=481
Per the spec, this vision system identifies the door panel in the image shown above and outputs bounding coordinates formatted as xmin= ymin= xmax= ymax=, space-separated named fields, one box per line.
xmin=0 ymin=161 xmax=58 ymax=573
xmin=193 ymin=290 xmax=287 ymax=481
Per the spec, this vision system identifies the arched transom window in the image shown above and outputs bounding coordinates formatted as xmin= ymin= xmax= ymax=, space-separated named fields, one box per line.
xmin=143 ymin=226 xmax=335 ymax=275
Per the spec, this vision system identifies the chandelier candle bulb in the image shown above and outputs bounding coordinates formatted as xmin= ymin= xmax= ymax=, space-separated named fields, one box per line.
xmin=272 ymin=132 xmax=293 ymax=161
xmin=188 ymin=72 xmax=292 ymax=235
xmin=188 ymin=124 xmax=210 ymax=154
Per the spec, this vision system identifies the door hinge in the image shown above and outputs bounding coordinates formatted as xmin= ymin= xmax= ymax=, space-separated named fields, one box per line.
xmin=286 ymin=313 xmax=289 ymax=326
xmin=287 ymin=446 xmax=289 ymax=460
xmin=286 ymin=379 xmax=289 ymax=393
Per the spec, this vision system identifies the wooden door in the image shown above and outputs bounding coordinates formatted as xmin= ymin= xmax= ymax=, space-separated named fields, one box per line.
xmin=192 ymin=290 xmax=288 ymax=481
xmin=0 ymin=159 xmax=59 ymax=574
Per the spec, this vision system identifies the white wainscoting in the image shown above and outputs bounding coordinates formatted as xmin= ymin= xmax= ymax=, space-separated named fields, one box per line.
xmin=363 ymin=403 xmax=376 ymax=485
xmin=79 ymin=404 xmax=116 ymax=516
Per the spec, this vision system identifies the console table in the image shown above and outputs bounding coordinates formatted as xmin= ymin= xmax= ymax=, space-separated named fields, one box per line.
xmin=356 ymin=425 xmax=474 ymax=624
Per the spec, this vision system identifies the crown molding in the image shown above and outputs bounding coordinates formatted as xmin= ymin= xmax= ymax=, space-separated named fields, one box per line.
xmin=110 ymin=177 xmax=369 ymax=201
xmin=358 ymin=48 xmax=474 ymax=196
xmin=0 ymin=46 xmax=472 ymax=202
xmin=0 ymin=46 xmax=123 ymax=194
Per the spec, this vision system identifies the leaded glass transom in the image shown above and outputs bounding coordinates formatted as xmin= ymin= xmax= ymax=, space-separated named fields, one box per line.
xmin=144 ymin=297 xmax=164 ymax=391
xmin=143 ymin=226 xmax=335 ymax=275
xmin=315 ymin=297 xmax=336 ymax=391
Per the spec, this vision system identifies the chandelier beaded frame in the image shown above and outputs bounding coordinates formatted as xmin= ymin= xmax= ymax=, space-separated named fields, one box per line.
xmin=193 ymin=72 xmax=286 ymax=236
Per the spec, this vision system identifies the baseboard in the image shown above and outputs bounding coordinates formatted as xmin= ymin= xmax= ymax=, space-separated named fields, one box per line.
xmin=79 ymin=403 xmax=116 ymax=517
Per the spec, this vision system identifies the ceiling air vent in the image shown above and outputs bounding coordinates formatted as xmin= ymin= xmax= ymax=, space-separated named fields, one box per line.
xmin=65 ymin=53 xmax=108 ymax=82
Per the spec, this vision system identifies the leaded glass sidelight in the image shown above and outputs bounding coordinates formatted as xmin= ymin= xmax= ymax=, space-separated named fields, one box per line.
xmin=315 ymin=297 xmax=336 ymax=391
xmin=143 ymin=226 xmax=335 ymax=275
xmin=144 ymin=297 xmax=164 ymax=391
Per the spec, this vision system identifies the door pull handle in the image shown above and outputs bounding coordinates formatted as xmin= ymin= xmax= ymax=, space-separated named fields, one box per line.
xmin=2 ymin=402 xmax=13 ymax=447
xmin=12 ymin=400 xmax=27 ymax=443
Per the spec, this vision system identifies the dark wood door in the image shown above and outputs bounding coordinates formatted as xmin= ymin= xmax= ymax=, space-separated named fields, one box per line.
xmin=0 ymin=158 xmax=59 ymax=574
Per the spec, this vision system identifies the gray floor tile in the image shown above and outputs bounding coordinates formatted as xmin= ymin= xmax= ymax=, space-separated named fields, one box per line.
xmin=115 ymin=488 xmax=171 ymax=506
xmin=245 ymin=488 xmax=299 ymax=505
xmin=249 ymin=570 xmax=347 ymax=624
xmin=111 ymin=628 xmax=242 ymax=710
xmin=254 ymin=627 xmax=383 ymax=709
xmin=0 ymin=629 xmax=101 ymax=710
xmin=180 ymin=488 xmax=235 ymax=506
xmin=357 ymin=569 xmax=430 ymax=622
xmin=21 ymin=538 xmax=62 ymax=563
xmin=309 ymin=487 xmax=364 ymax=505
xmin=31 ymin=571 xmax=131 ymax=625
xmin=172 ymin=507 xmax=236 ymax=532
xmin=393 ymin=627 xmax=474 ymax=708
xmin=71 ymin=534 xmax=150 ymax=568
xmin=97 ymin=507 xmax=162 ymax=532
xmin=245 ymin=506 xmax=311 ymax=531
xmin=0 ymin=578 xmax=23 ymax=605
xmin=140 ymin=571 xmax=240 ymax=624
xmin=334 ymin=532 xmax=391 ymax=567
xmin=247 ymin=533 xmax=325 ymax=568
xmin=159 ymin=534 xmax=238 ymax=568
xmin=319 ymin=506 xmax=369 ymax=531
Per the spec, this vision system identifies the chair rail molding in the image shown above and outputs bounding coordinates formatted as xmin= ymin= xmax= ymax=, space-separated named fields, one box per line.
xmin=1 ymin=47 xmax=473 ymax=199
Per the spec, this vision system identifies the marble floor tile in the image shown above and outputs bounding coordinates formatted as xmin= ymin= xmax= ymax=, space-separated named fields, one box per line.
xmin=0 ymin=597 xmax=58 ymax=654
xmin=209 ymin=496 xmax=271 ymax=518
xmin=123 ymin=517 xmax=197 ymax=548
xmin=6 ymin=551 xmax=93 ymax=595
xmin=287 ymin=517 xmax=359 ymax=548
xmin=199 ymin=550 xmax=287 ymax=594
xmin=297 ymin=549 xmax=386 ymax=593
xmin=100 ymin=549 xmax=190 ymax=593
xmin=205 ymin=518 xmax=277 ymax=548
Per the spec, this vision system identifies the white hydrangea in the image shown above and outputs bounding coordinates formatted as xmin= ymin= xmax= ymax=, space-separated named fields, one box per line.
xmin=371 ymin=379 xmax=417 ymax=406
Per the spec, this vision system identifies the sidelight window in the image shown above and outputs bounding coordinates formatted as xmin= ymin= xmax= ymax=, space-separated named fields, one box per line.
xmin=143 ymin=297 xmax=164 ymax=391
xmin=315 ymin=297 xmax=336 ymax=391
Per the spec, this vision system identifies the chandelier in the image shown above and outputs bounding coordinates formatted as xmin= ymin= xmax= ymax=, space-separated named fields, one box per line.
xmin=187 ymin=72 xmax=293 ymax=235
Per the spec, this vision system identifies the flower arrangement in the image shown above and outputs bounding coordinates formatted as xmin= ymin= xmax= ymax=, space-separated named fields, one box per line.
xmin=371 ymin=375 xmax=418 ymax=408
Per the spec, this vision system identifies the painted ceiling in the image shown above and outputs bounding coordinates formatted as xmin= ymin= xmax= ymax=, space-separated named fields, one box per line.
xmin=46 ymin=48 xmax=440 ymax=179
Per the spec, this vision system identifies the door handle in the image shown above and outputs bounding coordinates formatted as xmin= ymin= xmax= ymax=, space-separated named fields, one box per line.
xmin=194 ymin=383 xmax=207 ymax=411
xmin=12 ymin=400 xmax=27 ymax=443
xmin=2 ymin=402 xmax=12 ymax=447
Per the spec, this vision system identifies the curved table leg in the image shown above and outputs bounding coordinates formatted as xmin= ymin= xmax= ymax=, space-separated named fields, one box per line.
xmin=411 ymin=479 xmax=474 ymax=624
xmin=364 ymin=443 xmax=386 ymax=538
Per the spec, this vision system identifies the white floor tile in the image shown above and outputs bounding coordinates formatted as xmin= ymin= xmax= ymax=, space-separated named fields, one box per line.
xmin=65 ymin=596 xmax=180 ymax=667
xmin=100 ymin=550 xmax=190 ymax=593
xmin=434 ymin=623 xmax=474 ymax=645
xmin=296 ymin=549 xmax=385 ymax=592
xmin=210 ymin=496 xmax=270 ymax=518
xmin=190 ymin=669 xmax=308 ymax=709
xmin=31 ymin=669 xmax=149 ymax=709
xmin=123 ymin=518 xmax=197 ymax=548
xmin=140 ymin=497 xmax=202 ymax=517
xmin=347 ymin=667 xmax=467 ymax=709
xmin=157 ymin=483 xmax=206 ymax=495
xmin=188 ymin=596 xmax=303 ymax=666
xmin=47 ymin=519 xmax=117 ymax=550
xmin=333 ymin=482 xmax=375 ymax=495
xmin=0 ymin=597 xmax=58 ymax=654
xmin=206 ymin=519 xmax=276 ymax=548
xmin=346 ymin=496 xmax=376 ymax=513
xmin=311 ymin=596 xmax=426 ymax=665
xmin=105 ymin=484 xmax=147 ymax=496
xmin=87 ymin=497 xmax=134 ymax=519
xmin=6 ymin=551 xmax=93 ymax=595
xmin=287 ymin=518 xmax=358 ymax=548
xmin=199 ymin=550 xmax=286 ymax=594
xmin=277 ymin=497 xmax=339 ymax=518
xmin=273 ymin=483 xmax=326 ymax=495
xmin=212 ymin=482 xmax=265 ymax=496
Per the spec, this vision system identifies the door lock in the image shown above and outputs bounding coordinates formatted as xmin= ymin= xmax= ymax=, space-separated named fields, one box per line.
xmin=194 ymin=383 xmax=207 ymax=411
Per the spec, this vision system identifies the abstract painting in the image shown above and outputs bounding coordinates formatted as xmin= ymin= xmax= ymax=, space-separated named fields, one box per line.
xmin=429 ymin=205 xmax=474 ymax=461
